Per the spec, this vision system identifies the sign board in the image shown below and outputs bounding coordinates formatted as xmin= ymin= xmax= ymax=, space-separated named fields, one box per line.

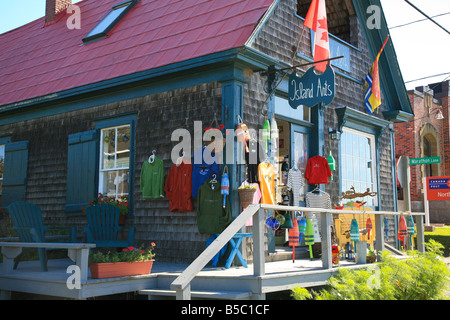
xmin=426 ymin=176 xmax=450 ymax=201
xmin=289 ymin=65 xmax=335 ymax=109
xmin=410 ymin=157 xmax=441 ymax=166
xmin=396 ymin=156 xmax=411 ymax=189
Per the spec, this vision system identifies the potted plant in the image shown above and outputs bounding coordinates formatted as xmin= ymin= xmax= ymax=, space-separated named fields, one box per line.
xmin=82 ymin=193 xmax=129 ymax=225
xmin=89 ymin=243 xmax=156 ymax=279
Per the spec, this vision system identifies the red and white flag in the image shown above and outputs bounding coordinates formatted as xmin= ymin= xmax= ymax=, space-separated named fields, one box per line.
xmin=304 ymin=0 xmax=330 ymax=73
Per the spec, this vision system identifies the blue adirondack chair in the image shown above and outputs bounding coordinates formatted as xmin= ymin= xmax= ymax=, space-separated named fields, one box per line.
xmin=85 ymin=204 xmax=135 ymax=248
xmin=7 ymin=201 xmax=77 ymax=272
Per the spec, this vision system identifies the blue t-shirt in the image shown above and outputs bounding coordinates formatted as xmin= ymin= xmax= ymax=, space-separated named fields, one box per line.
xmin=192 ymin=147 xmax=220 ymax=197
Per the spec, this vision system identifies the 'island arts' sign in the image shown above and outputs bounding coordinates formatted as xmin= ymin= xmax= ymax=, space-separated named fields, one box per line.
xmin=289 ymin=65 xmax=335 ymax=109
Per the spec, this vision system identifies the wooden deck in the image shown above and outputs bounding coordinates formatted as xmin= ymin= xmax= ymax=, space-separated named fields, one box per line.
xmin=0 ymin=252 xmax=373 ymax=300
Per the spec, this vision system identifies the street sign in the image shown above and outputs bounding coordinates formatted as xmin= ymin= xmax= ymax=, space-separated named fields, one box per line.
xmin=410 ymin=157 xmax=441 ymax=165
xmin=426 ymin=176 xmax=450 ymax=201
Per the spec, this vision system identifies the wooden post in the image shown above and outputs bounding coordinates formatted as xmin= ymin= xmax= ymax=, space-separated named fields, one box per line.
xmin=375 ymin=214 xmax=385 ymax=261
xmin=253 ymin=208 xmax=265 ymax=277
xmin=320 ymin=212 xmax=332 ymax=269
xmin=175 ymin=283 xmax=191 ymax=300
xmin=416 ymin=214 xmax=425 ymax=253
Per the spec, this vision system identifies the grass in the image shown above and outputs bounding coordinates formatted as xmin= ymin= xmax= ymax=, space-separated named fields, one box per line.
xmin=425 ymin=225 xmax=450 ymax=257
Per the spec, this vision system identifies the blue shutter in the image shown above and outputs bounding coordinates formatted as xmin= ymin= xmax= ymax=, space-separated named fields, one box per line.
xmin=65 ymin=130 xmax=98 ymax=214
xmin=2 ymin=141 xmax=29 ymax=208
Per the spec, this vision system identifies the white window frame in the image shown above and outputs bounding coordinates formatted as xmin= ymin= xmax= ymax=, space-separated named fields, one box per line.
xmin=98 ymin=125 xmax=131 ymax=200
xmin=341 ymin=128 xmax=378 ymax=207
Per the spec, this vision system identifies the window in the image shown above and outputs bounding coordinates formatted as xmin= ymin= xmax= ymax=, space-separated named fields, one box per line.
xmin=99 ymin=125 xmax=131 ymax=201
xmin=341 ymin=128 xmax=377 ymax=207
xmin=275 ymin=96 xmax=310 ymax=122
xmin=83 ymin=0 xmax=139 ymax=43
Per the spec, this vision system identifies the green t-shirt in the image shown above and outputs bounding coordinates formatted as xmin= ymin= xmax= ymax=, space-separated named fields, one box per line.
xmin=196 ymin=179 xmax=231 ymax=234
xmin=140 ymin=157 xmax=164 ymax=199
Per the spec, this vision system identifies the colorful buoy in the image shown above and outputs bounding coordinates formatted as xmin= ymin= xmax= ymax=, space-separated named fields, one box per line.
xmin=384 ymin=217 xmax=390 ymax=241
xmin=398 ymin=216 xmax=408 ymax=248
xmin=366 ymin=217 xmax=373 ymax=240
xmin=221 ymin=169 xmax=229 ymax=208
xmin=305 ymin=217 xmax=315 ymax=259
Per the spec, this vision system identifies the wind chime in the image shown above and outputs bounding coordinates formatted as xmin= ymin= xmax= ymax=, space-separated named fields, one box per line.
xmin=397 ymin=215 xmax=408 ymax=249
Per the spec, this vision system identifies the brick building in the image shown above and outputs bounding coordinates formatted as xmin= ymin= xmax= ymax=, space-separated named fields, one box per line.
xmin=0 ymin=0 xmax=413 ymax=263
xmin=394 ymin=81 xmax=450 ymax=223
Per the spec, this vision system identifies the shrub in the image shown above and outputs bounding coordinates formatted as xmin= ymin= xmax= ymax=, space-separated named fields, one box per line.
xmin=292 ymin=240 xmax=449 ymax=300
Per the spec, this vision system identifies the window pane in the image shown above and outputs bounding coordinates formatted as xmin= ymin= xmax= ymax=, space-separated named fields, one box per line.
xmin=101 ymin=128 xmax=116 ymax=169
xmin=115 ymin=169 xmax=129 ymax=198
xmin=0 ymin=145 xmax=4 ymax=180
xmin=85 ymin=4 xmax=128 ymax=38
xmin=116 ymin=126 xmax=130 ymax=168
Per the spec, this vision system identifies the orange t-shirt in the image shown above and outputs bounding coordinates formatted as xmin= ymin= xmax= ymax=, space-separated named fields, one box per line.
xmin=258 ymin=162 xmax=276 ymax=204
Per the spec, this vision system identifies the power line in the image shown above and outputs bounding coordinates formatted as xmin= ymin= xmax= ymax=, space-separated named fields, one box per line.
xmin=389 ymin=12 xmax=450 ymax=30
xmin=404 ymin=0 xmax=450 ymax=35
xmin=405 ymin=72 xmax=450 ymax=84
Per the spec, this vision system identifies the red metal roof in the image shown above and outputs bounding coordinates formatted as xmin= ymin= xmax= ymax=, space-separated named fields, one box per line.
xmin=0 ymin=0 xmax=273 ymax=107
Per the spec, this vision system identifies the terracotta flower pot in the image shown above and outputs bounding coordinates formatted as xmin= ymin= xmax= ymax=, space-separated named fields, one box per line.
xmin=89 ymin=260 xmax=154 ymax=279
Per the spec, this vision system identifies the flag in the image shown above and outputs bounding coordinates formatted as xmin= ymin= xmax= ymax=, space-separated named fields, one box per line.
xmin=304 ymin=0 xmax=330 ymax=73
xmin=364 ymin=35 xmax=389 ymax=114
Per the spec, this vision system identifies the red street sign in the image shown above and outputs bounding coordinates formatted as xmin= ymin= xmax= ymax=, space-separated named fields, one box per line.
xmin=427 ymin=177 xmax=450 ymax=201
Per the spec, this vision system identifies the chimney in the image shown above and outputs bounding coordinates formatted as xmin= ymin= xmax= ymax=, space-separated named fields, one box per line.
xmin=45 ymin=0 xmax=72 ymax=23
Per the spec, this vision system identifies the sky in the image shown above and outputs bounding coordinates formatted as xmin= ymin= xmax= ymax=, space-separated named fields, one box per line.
xmin=0 ymin=0 xmax=449 ymax=91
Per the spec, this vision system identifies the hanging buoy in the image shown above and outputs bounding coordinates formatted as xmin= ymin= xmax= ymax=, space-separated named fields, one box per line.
xmin=298 ymin=216 xmax=307 ymax=244
xmin=398 ymin=216 xmax=408 ymax=248
xmin=384 ymin=217 xmax=390 ymax=241
xmin=327 ymin=152 xmax=335 ymax=181
xmin=221 ymin=168 xmax=229 ymax=208
xmin=407 ymin=215 xmax=415 ymax=248
xmin=270 ymin=117 xmax=279 ymax=139
xmin=366 ymin=217 xmax=373 ymax=240
xmin=262 ymin=119 xmax=270 ymax=152
xmin=305 ymin=217 xmax=315 ymax=259
xmin=350 ymin=218 xmax=359 ymax=254
xmin=289 ymin=218 xmax=300 ymax=263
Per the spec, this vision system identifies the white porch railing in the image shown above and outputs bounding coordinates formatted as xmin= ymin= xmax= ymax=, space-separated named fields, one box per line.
xmin=170 ymin=204 xmax=426 ymax=300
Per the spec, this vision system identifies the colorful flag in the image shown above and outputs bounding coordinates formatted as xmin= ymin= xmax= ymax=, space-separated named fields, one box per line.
xmin=304 ymin=0 xmax=330 ymax=73
xmin=364 ymin=35 xmax=389 ymax=114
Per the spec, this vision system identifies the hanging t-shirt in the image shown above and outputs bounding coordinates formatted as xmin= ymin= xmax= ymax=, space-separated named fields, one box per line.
xmin=287 ymin=168 xmax=304 ymax=206
xmin=305 ymin=155 xmax=332 ymax=184
xmin=258 ymin=162 xmax=276 ymax=205
xmin=140 ymin=156 xmax=165 ymax=199
xmin=196 ymin=179 xmax=232 ymax=234
xmin=192 ymin=146 xmax=220 ymax=197
xmin=245 ymin=140 xmax=261 ymax=183
xmin=164 ymin=161 xmax=193 ymax=212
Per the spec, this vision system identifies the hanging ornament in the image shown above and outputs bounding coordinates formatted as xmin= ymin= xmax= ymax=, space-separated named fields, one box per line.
xmin=220 ymin=167 xmax=229 ymax=208
xmin=265 ymin=215 xmax=280 ymax=231
xmin=262 ymin=119 xmax=270 ymax=152
xmin=305 ymin=217 xmax=315 ymax=260
xmin=350 ymin=218 xmax=359 ymax=254
xmin=298 ymin=216 xmax=307 ymax=244
xmin=384 ymin=217 xmax=390 ymax=241
xmin=327 ymin=152 xmax=335 ymax=181
xmin=366 ymin=217 xmax=373 ymax=240
xmin=289 ymin=217 xmax=300 ymax=263
xmin=311 ymin=214 xmax=321 ymax=242
xmin=398 ymin=216 xmax=408 ymax=248
xmin=270 ymin=117 xmax=279 ymax=139
xmin=407 ymin=215 xmax=415 ymax=249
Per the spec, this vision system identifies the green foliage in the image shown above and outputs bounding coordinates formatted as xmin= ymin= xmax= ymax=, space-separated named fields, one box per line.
xmin=425 ymin=226 xmax=450 ymax=257
xmin=292 ymin=240 xmax=449 ymax=300
xmin=89 ymin=244 xmax=156 ymax=264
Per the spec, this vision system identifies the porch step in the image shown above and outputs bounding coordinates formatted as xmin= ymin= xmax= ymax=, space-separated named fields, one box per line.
xmin=139 ymin=289 xmax=252 ymax=300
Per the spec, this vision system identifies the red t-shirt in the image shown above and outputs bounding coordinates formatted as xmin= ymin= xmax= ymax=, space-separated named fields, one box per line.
xmin=305 ymin=156 xmax=332 ymax=184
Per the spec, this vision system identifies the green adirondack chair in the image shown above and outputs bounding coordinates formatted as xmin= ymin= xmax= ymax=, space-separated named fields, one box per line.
xmin=85 ymin=204 xmax=135 ymax=248
xmin=7 ymin=201 xmax=77 ymax=272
